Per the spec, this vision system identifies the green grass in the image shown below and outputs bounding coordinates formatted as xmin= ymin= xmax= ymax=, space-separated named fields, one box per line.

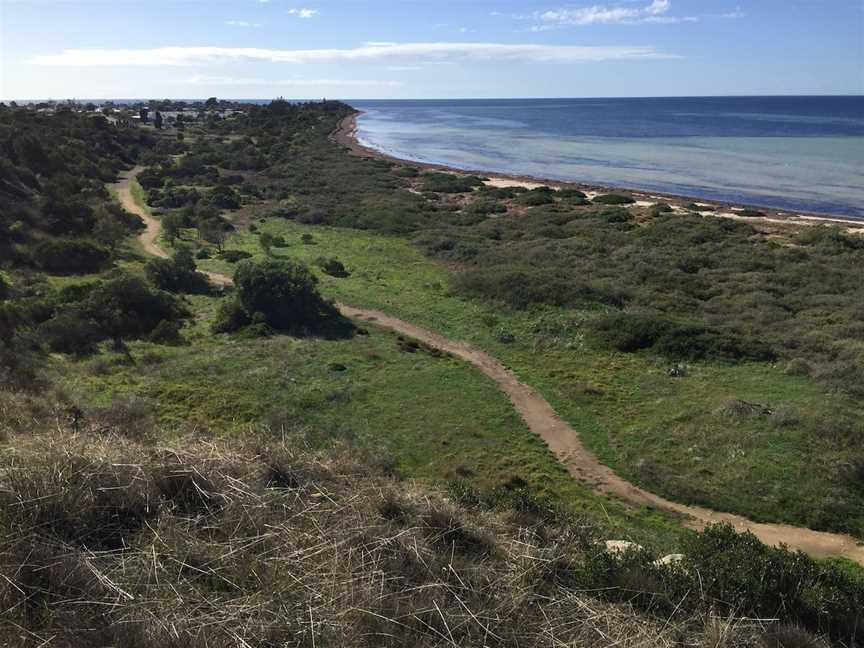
xmin=196 ymin=216 xmax=864 ymax=537
xmin=53 ymin=287 xmax=686 ymax=551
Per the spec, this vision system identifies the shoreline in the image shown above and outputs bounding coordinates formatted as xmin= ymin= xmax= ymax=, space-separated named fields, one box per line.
xmin=332 ymin=112 xmax=864 ymax=230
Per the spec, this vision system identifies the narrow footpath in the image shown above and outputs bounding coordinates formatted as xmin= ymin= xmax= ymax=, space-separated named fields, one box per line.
xmin=114 ymin=166 xmax=864 ymax=564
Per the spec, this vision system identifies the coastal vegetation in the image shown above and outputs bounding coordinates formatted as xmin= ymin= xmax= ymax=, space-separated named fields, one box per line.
xmin=1 ymin=100 xmax=863 ymax=644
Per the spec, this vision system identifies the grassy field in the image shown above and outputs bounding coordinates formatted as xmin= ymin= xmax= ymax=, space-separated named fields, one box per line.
xmin=53 ymin=274 xmax=687 ymax=551
xmin=194 ymin=216 xmax=864 ymax=537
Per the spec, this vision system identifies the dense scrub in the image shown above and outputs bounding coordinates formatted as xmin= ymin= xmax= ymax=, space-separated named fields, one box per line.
xmin=0 ymin=271 xmax=188 ymax=380
xmin=0 ymin=105 xmax=153 ymax=269
xmin=0 ymin=430 xmax=857 ymax=646
xmin=417 ymin=208 xmax=864 ymax=394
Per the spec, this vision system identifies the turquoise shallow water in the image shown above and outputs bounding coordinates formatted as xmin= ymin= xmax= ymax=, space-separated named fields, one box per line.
xmin=350 ymin=97 xmax=864 ymax=218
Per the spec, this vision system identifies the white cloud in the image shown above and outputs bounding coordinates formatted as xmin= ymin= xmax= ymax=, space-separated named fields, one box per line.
xmin=224 ymin=20 xmax=260 ymax=27
xmin=288 ymin=8 xmax=318 ymax=18
xmin=531 ymin=0 xmax=697 ymax=27
xmin=721 ymin=7 xmax=745 ymax=19
xmin=28 ymin=42 xmax=675 ymax=66
xmin=182 ymin=75 xmax=402 ymax=87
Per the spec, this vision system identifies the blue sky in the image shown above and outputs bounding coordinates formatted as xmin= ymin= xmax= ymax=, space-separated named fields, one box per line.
xmin=1 ymin=0 xmax=861 ymax=100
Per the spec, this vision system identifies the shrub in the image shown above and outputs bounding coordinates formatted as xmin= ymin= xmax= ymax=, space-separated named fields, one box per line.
xmin=785 ymin=358 xmax=812 ymax=377
xmin=593 ymin=194 xmax=635 ymax=205
xmin=687 ymin=202 xmax=713 ymax=211
xmin=589 ymin=312 xmax=776 ymax=362
xmin=144 ymin=247 xmax=207 ymax=293
xmin=484 ymin=186 xmax=528 ymax=199
xmin=738 ymin=208 xmax=766 ymax=217
xmin=212 ymin=299 xmax=251 ymax=334
xmin=147 ymin=319 xmax=185 ymax=345
xmin=649 ymin=203 xmax=674 ymax=217
xmin=683 ymin=524 xmax=863 ymax=639
xmin=33 ymin=239 xmax=109 ymax=274
xmin=597 ymin=207 xmax=633 ymax=223
xmin=38 ymin=312 xmax=101 ymax=354
xmin=84 ymin=274 xmax=187 ymax=340
xmin=206 ymin=185 xmax=241 ymax=209
xmin=422 ymin=172 xmax=483 ymax=194
xmin=0 ymin=275 xmax=8 ymax=300
xmin=231 ymin=258 xmax=343 ymax=334
xmin=316 ymin=257 xmax=350 ymax=278
xmin=38 ymin=274 xmax=188 ymax=353
xmin=219 ymin=249 xmax=253 ymax=263
xmin=516 ymin=190 xmax=555 ymax=206
xmin=465 ymin=200 xmax=507 ymax=215
xmin=456 ymin=268 xmax=628 ymax=310
xmin=557 ymin=188 xmax=587 ymax=199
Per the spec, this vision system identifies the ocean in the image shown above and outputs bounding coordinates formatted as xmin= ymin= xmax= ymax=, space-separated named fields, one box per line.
xmin=348 ymin=97 xmax=864 ymax=218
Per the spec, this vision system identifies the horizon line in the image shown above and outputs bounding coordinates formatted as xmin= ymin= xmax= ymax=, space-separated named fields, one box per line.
xmin=4 ymin=93 xmax=863 ymax=103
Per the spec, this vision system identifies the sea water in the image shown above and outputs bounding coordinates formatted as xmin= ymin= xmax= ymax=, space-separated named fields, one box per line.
xmin=349 ymin=97 xmax=864 ymax=218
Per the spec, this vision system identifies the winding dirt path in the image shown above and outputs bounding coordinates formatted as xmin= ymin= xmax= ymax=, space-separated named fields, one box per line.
xmin=114 ymin=168 xmax=232 ymax=286
xmin=114 ymin=167 xmax=864 ymax=564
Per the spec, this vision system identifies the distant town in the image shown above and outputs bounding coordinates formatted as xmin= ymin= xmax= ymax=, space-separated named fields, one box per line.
xmin=0 ymin=98 xmax=249 ymax=129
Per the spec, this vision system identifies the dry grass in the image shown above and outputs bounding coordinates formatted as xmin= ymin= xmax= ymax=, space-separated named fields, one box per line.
xmin=0 ymin=430 xmax=837 ymax=647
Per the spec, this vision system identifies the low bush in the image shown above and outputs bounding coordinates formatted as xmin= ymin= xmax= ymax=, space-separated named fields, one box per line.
xmin=557 ymin=188 xmax=587 ymax=199
xmin=211 ymin=299 xmax=251 ymax=334
xmin=38 ymin=311 xmax=102 ymax=354
xmin=465 ymin=200 xmax=507 ymax=215
xmin=145 ymin=247 xmax=208 ymax=293
xmin=456 ymin=267 xmax=629 ymax=310
xmin=315 ymin=256 xmax=350 ymax=278
xmin=219 ymin=249 xmax=253 ymax=263
xmin=738 ymin=208 xmax=766 ymax=217
xmin=422 ymin=172 xmax=483 ymax=194
xmin=516 ymin=190 xmax=555 ymax=206
xmin=589 ymin=312 xmax=776 ymax=362
xmin=33 ymin=239 xmax=109 ymax=275
xmin=593 ymin=193 xmax=636 ymax=205
xmin=482 ymin=186 xmax=528 ymax=199
xmin=596 ymin=207 xmax=633 ymax=223
xmin=687 ymin=202 xmax=713 ymax=211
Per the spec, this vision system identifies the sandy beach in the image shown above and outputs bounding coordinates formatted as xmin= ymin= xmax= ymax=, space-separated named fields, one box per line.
xmin=332 ymin=112 xmax=864 ymax=231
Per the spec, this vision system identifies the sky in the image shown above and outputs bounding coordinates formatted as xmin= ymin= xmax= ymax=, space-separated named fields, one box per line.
xmin=0 ymin=0 xmax=861 ymax=100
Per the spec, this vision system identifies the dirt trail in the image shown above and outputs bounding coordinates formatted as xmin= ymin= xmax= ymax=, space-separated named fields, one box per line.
xmin=114 ymin=168 xmax=232 ymax=286
xmin=115 ymin=167 xmax=864 ymax=564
